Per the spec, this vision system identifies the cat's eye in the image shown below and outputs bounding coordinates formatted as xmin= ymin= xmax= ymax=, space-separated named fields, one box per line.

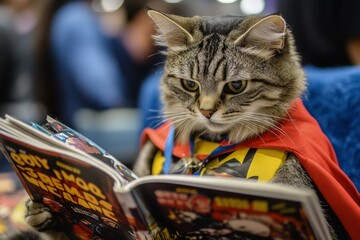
xmin=224 ymin=80 xmax=247 ymax=94
xmin=181 ymin=79 xmax=199 ymax=92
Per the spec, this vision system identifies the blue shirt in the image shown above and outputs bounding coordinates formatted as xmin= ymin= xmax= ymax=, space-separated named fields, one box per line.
xmin=51 ymin=2 xmax=125 ymax=126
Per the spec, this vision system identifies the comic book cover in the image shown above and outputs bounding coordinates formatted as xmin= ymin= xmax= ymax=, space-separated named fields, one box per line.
xmin=0 ymin=116 xmax=171 ymax=239
xmin=6 ymin=115 xmax=137 ymax=186
xmin=0 ymin=133 xmax=135 ymax=240
xmin=129 ymin=176 xmax=329 ymax=240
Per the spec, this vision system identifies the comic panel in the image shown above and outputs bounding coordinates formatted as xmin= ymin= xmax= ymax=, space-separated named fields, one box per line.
xmin=134 ymin=182 xmax=317 ymax=240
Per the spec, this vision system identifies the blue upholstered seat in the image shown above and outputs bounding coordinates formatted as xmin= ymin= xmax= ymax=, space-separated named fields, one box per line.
xmin=303 ymin=66 xmax=360 ymax=190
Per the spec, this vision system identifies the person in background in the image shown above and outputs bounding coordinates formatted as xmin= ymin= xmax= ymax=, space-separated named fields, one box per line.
xmin=35 ymin=0 xmax=126 ymax=127
xmin=0 ymin=20 xmax=13 ymax=115
xmin=0 ymin=0 xmax=45 ymax=122
xmin=277 ymin=0 xmax=360 ymax=67
xmin=35 ymin=0 xmax=168 ymax=128
xmin=108 ymin=0 xmax=166 ymax=108
xmin=0 ymin=0 xmax=43 ymax=177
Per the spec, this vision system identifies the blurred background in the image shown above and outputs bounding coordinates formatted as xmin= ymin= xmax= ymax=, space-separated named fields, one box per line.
xmin=0 ymin=0 xmax=359 ymax=169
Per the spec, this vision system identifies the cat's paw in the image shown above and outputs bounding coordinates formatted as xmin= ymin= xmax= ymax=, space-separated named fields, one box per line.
xmin=24 ymin=199 xmax=59 ymax=232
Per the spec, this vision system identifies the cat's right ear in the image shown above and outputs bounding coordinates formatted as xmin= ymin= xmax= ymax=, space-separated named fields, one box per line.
xmin=232 ymin=15 xmax=286 ymax=59
xmin=148 ymin=10 xmax=196 ymax=51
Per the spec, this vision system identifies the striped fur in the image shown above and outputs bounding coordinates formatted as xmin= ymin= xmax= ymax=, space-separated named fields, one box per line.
xmin=148 ymin=11 xmax=305 ymax=143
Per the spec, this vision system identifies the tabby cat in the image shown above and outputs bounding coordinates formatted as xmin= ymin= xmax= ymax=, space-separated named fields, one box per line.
xmin=3 ymin=10 xmax=351 ymax=240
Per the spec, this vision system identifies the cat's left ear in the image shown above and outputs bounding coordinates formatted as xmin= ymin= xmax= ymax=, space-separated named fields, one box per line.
xmin=233 ymin=15 xmax=286 ymax=58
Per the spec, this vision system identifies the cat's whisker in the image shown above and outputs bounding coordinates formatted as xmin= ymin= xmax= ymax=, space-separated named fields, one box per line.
xmin=147 ymin=52 xmax=162 ymax=58
xmin=247 ymin=113 xmax=295 ymax=141
xmin=163 ymin=109 xmax=187 ymax=116
xmin=174 ymin=118 xmax=197 ymax=142
xmin=245 ymin=121 xmax=283 ymax=146
xmin=162 ymin=113 xmax=188 ymax=120
xmin=243 ymin=121 xmax=266 ymax=138
xmin=168 ymin=118 xmax=188 ymax=127
xmin=250 ymin=114 xmax=283 ymax=121
xmin=268 ymin=123 xmax=297 ymax=147
xmin=232 ymin=121 xmax=266 ymax=144
xmin=147 ymin=114 xmax=165 ymax=120
xmin=284 ymin=111 xmax=300 ymax=133
xmin=148 ymin=108 xmax=163 ymax=113
xmin=155 ymin=61 xmax=166 ymax=66
xmin=163 ymin=116 xmax=189 ymax=125
xmin=151 ymin=109 xmax=188 ymax=127
xmin=196 ymin=129 xmax=209 ymax=138
xmin=144 ymin=110 xmax=168 ymax=128
xmin=144 ymin=114 xmax=167 ymax=129
xmin=152 ymin=118 xmax=169 ymax=129
xmin=163 ymin=114 xmax=188 ymax=119
xmin=243 ymin=116 xmax=296 ymax=147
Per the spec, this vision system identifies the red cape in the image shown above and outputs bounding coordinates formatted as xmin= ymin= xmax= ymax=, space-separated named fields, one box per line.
xmin=141 ymin=98 xmax=360 ymax=239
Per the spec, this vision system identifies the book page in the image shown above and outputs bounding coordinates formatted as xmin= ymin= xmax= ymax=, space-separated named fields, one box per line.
xmin=126 ymin=175 xmax=331 ymax=240
xmin=4 ymin=115 xmax=138 ymax=185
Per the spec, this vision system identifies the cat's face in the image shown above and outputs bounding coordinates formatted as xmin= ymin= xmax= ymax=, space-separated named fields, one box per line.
xmin=149 ymin=11 xmax=305 ymax=143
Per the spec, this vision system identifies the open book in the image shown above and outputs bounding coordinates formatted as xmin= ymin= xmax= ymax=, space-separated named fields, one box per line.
xmin=0 ymin=115 xmax=331 ymax=240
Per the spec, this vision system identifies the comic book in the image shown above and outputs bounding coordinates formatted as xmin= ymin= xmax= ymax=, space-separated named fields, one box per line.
xmin=0 ymin=115 xmax=332 ymax=240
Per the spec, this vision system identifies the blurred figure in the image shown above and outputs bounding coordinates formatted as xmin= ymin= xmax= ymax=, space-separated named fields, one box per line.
xmin=278 ymin=0 xmax=360 ymax=67
xmin=35 ymin=0 xmax=168 ymax=128
xmin=35 ymin=0 xmax=125 ymax=127
xmin=0 ymin=0 xmax=43 ymax=175
xmin=109 ymin=0 xmax=166 ymax=108
xmin=0 ymin=0 xmax=45 ymax=122
xmin=0 ymin=19 xmax=13 ymax=110
xmin=138 ymin=69 xmax=163 ymax=132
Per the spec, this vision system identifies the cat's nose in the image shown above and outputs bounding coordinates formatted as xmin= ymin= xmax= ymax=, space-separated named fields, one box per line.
xmin=200 ymin=109 xmax=215 ymax=119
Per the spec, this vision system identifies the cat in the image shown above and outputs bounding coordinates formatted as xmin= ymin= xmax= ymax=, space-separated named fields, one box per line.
xmin=134 ymin=10 xmax=351 ymax=239
xmin=4 ymin=10 xmax=354 ymax=240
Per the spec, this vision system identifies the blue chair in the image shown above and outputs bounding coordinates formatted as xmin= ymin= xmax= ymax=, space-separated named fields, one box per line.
xmin=303 ymin=66 xmax=360 ymax=190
